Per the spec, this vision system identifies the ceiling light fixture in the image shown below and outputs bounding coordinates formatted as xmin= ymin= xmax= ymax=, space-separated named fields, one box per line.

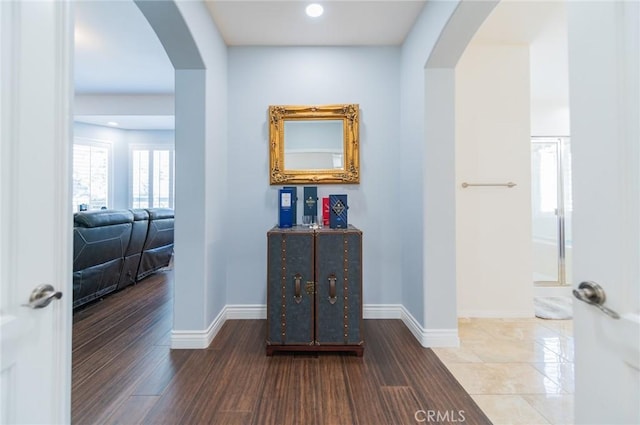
xmin=107 ymin=121 xmax=119 ymax=127
xmin=305 ymin=3 xmax=323 ymax=18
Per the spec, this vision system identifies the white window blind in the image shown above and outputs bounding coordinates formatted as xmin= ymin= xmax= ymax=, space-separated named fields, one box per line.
xmin=73 ymin=141 xmax=111 ymax=211
xmin=131 ymin=147 xmax=174 ymax=209
xmin=132 ymin=150 xmax=150 ymax=208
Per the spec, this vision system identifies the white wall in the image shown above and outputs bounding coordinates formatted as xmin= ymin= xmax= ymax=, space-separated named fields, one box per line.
xmin=529 ymin=2 xmax=570 ymax=137
xmin=226 ymin=46 xmax=401 ymax=306
xmin=455 ymin=43 xmax=533 ymax=317
xmin=531 ymin=99 xmax=569 ymax=137
xmin=73 ymin=122 xmax=174 ymax=209
xmin=135 ymin=0 xmax=228 ymax=338
xmin=108 ymin=0 xmax=535 ymax=346
xmin=173 ymin=1 xmax=229 ymax=332
xmin=75 ymin=94 xmax=174 ymax=116
xmin=399 ymin=0 xmax=460 ymax=334
xmin=401 ymin=0 xmax=499 ymax=344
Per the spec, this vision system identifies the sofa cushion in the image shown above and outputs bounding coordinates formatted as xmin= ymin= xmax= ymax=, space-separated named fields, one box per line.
xmin=73 ymin=223 xmax=132 ymax=272
xmin=147 ymin=208 xmax=174 ymax=220
xmin=74 ymin=210 xmax=134 ymax=228
xmin=73 ymin=258 xmax=122 ymax=308
xmin=130 ymin=208 xmax=149 ymax=222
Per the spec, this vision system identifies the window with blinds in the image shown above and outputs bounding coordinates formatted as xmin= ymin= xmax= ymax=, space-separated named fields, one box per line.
xmin=131 ymin=147 xmax=174 ymax=209
xmin=72 ymin=141 xmax=111 ymax=211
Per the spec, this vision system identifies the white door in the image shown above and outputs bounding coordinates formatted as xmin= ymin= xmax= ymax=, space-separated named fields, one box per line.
xmin=0 ymin=1 xmax=73 ymax=423
xmin=568 ymin=1 xmax=640 ymax=424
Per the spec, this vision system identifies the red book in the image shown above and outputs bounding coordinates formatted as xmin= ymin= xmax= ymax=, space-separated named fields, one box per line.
xmin=322 ymin=197 xmax=329 ymax=226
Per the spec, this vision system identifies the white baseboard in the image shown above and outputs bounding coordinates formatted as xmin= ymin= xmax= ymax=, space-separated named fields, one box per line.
xmin=170 ymin=306 xmax=227 ymax=349
xmin=363 ymin=304 xmax=403 ymax=319
xmin=225 ymin=304 xmax=266 ymax=319
xmin=224 ymin=303 xmax=406 ymax=320
xmin=399 ymin=305 xmax=460 ymax=348
xmin=171 ymin=303 xmax=459 ymax=349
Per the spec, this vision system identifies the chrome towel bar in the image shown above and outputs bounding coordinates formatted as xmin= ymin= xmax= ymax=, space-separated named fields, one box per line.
xmin=461 ymin=182 xmax=517 ymax=188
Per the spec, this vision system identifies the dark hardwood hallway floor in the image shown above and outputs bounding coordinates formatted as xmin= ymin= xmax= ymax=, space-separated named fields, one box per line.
xmin=72 ymin=270 xmax=490 ymax=425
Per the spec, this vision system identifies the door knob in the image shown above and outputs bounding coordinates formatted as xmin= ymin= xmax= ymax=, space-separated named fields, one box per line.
xmin=22 ymin=284 xmax=63 ymax=309
xmin=573 ymin=281 xmax=620 ymax=319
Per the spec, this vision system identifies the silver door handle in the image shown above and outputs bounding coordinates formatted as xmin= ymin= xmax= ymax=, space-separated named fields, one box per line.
xmin=573 ymin=281 xmax=620 ymax=319
xmin=22 ymin=284 xmax=63 ymax=309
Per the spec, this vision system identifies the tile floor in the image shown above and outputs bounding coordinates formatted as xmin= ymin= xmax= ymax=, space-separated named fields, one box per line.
xmin=433 ymin=318 xmax=574 ymax=425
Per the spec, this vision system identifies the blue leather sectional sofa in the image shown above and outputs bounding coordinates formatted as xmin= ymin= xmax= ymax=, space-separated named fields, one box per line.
xmin=72 ymin=208 xmax=174 ymax=309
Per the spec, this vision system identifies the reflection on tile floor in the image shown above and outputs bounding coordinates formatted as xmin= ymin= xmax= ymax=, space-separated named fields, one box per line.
xmin=434 ymin=318 xmax=574 ymax=425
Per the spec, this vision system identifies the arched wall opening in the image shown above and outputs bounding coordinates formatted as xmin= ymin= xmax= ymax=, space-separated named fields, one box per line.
xmin=420 ymin=0 xmax=497 ymax=335
xmin=135 ymin=0 xmax=228 ymax=346
xmin=423 ymin=0 xmax=569 ymax=328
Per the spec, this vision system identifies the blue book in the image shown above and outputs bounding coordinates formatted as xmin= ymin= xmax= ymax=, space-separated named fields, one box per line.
xmin=278 ymin=188 xmax=294 ymax=228
xmin=329 ymin=194 xmax=348 ymax=229
xmin=283 ymin=186 xmax=298 ymax=225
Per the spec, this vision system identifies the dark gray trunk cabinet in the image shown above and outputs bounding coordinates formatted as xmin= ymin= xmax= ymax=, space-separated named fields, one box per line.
xmin=266 ymin=225 xmax=363 ymax=356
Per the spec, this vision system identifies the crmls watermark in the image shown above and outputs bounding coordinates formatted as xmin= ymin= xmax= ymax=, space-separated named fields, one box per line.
xmin=414 ymin=409 xmax=466 ymax=423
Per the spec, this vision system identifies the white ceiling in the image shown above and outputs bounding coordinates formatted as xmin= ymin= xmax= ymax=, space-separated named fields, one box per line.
xmin=205 ymin=1 xmax=427 ymax=46
xmin=73 ymin=0 xmax=426 ymax=129
xmin=74 ymin=0 xmax=425 ymax=94
xmin=74 ymin=0 xmax=567 ymax=130
xmin=74 ymin=1 xmax=174 ymax=94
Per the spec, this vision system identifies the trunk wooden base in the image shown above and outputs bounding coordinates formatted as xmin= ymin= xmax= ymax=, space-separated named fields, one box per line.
xmin=266 ymin=344 xmax=364 ymax=357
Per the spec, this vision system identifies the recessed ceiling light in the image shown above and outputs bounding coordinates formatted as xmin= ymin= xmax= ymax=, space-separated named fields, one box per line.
xmin=306 ymin=3 xmax=323 ymax=18
xmin=107 ymin=121 xmax=119 ymax=127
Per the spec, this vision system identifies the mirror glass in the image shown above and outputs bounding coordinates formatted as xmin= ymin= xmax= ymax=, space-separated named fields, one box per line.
xmin=283 ymin=120 xmax=344 ymax=170
xmin=269 ymin=104 xmax=360 ymax=184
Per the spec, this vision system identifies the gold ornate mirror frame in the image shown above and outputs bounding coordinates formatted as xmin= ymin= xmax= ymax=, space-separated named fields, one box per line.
xmin=269 ymin=104 xmax=360 ymax=185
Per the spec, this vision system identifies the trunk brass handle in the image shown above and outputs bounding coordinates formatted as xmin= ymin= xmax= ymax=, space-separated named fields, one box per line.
xmin=305 ymin=281 xmax=315 ymax=296
xmin=328 ymin=274 xmax=337 ymax=305
xmin=293 ymin=274 xmax=303 ymax=304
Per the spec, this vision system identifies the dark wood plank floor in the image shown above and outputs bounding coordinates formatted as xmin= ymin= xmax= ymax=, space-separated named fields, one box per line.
xmin=72 ymin=271 xmax=491 ymax=425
